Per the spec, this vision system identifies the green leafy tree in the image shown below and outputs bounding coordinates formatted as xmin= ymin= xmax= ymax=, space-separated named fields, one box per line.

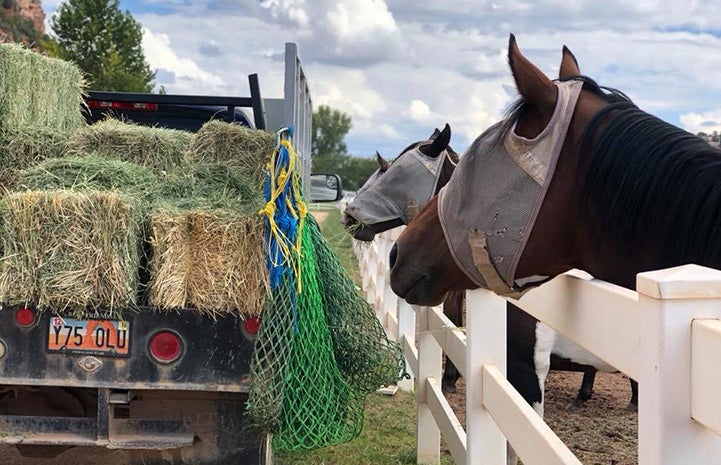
xmin=312 ymin=105 xmax=352 ymax=159
xmin=340 ymin=156 xmax=379 ymax=190
xmin=50 ymin=0 xmax=155 ymax=92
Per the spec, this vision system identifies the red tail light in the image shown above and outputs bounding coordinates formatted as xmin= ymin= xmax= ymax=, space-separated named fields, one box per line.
xmin=148 ymin=330 xmax=183 ymax=363
xmin=87 ymin=100 xmax=158 ymax=111
xmin=15 ymin=307 xmax=36 ymax=327
xmin=244 ymin=317 xmax=261 ymax=335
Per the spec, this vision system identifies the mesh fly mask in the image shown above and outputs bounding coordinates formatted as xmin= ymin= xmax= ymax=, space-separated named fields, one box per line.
xmin=345 ymin=146 xmax=454 ymax=226
xmin=438 ymin=80 xmax=583 ymax=297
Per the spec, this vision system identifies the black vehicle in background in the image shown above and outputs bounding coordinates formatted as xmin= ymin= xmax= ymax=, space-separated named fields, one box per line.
xmin=84 ymin=87 xmax=259 ymax=131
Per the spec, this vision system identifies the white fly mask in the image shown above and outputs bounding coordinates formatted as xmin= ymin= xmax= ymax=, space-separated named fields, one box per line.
xmin=345 ymin=146 xmax=452 ymax=226
xmin=438 ymin=80 xmax=583 ymax=297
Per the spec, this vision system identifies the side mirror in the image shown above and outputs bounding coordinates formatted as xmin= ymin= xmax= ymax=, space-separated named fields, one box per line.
xmin=309 ymin=173 xmax=343 ymax=202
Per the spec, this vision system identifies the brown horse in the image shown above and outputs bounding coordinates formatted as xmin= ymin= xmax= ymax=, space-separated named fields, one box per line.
xmin=390 ymin=35 xmax=721 ymax=349
xmin=345 ymin=125 xmax=637 ymax=410
xmin=391 ymin=32 xmax=721 ymax=305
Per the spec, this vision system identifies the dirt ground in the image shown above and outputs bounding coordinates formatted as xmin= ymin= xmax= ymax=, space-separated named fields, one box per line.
xmin=445 ymin=370 xmax=638 ymax=465
xmin=310 ymin=210 xmax=329 ymax=224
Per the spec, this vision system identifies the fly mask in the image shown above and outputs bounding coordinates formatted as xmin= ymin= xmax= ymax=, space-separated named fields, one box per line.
xmin=345 ymin=146 xmax=454 ymax=226
xmin=438 ymin=80 xmax=583 ymax=297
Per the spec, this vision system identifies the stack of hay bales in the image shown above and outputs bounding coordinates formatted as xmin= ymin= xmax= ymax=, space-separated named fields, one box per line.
xmin=147 ymin=129 xmax=273 ymax=316
xmin=0 ymin=44 xmax=85 ymax=190
xmin=0 ymin=44 xmax=273 ymax=317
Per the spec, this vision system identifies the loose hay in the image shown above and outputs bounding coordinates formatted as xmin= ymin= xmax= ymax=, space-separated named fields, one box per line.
xmin=67 ymin=118 xmax=192 ymax=172
xmin=18 ymin=155 xmax=160 ymax=201
xmin=160 ymin=163 xmax=263 ymax=212
xmin=0 ymin=127 xmax=70 ymax=191
xmin=0 ymin=190 xmax=143 ymax=317
xmin=0 ymin=43 xmax=85 ymax=131
xmin=148 ymin=209 xmax=267 ymax=316
xmin=190 ymin=120 xmax=274 ymax=184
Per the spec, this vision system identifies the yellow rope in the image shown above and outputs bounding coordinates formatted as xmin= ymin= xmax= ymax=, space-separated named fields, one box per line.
xmin=260 ymin=135 xmax=307 ymax=291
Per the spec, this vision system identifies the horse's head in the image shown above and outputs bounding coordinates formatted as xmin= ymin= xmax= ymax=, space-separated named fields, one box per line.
xmin=391 ymin=34 xmax=617 ymax=304
xmin=342 ymin=124 xmax=456 ymax=241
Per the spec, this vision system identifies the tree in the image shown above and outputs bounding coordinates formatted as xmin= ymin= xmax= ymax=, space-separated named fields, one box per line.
xmin=50 ymin=0 xmax=155 ymax=92
xmin=340 ymin=156 xmax=378 ymax=190
xmin=312 ymin=105 xmax=352 ymax=158
xmin=310 ymin=105 xmax=376 ymax=189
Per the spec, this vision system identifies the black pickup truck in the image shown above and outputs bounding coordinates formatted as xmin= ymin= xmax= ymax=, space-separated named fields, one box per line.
xmin=0 ymin=43 xmax=339 ymax=465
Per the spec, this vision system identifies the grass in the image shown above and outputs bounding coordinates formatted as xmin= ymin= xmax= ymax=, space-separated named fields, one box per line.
xmin=276 ymin=207 xmax=454 ymax=465
xmin=310 ymin=207 xmax=361 ymax=284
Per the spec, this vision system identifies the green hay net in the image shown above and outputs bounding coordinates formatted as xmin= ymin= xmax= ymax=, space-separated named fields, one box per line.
xmin=248 ymin=130 xmax=406 ymax=452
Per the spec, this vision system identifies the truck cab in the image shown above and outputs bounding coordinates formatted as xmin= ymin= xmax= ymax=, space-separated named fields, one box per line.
xmin=0 ymin=43 xmax=337 ymax=465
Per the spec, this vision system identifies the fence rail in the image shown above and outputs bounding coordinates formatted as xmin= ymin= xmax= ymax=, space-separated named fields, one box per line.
xmin=355 ymin=226 xmax=721 ymax=465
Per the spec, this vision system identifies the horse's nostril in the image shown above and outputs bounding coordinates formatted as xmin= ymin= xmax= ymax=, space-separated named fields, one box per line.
xmin=389 ymin=244 xmax=398 ymax=268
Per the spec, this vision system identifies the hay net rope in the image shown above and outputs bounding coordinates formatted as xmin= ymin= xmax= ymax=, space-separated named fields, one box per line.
xmin=248 ymin=128 xmax=406 ymax=452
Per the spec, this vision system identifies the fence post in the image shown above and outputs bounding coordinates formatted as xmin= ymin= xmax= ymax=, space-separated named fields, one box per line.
xmin=466 ymin=288 xmax=507 ymax=465
xmin=417 ymin=305 xmax=443 ymax=464
xmin=636 ymin=264 xmax=721 ymax=465
xmin=374 ymin=235 xmax=390 ymax=319
xmin=397 ymin=299 xmax=415 ymax=392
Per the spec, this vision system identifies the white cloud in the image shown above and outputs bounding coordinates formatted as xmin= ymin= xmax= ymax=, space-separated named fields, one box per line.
xmin=406 ymin=100 xmax=432 ymax=122
xmin=259 ymin=0 xmax=402 ymax=66
xmin=141 ymin=28 xmax=226 ymax=94
xmin=313 ymin=70 xmax=387 ymax=120
xmin=680 ymin=110 xmax=721 ymax=136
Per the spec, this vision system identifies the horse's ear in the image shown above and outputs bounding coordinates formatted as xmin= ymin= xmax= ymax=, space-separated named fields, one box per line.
xmin=507 ymin=33 xmax=557 ymax=110
xmin=420 ymin=123 xmax=451 ymax=158
xmin=559 ymin=45 xmax=580 ymax=79
xmin=430 ymin=128 xmax=441 ymax=139
xmin=376 ymin=151 xmax=390 ymax=172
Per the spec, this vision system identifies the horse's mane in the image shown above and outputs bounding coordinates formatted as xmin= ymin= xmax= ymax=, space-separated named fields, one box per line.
xmin=495 ymin=75 xmax=631 ymax=145
xmin=578 ymin=101 xmax=721 ymax=268
xmin=495 ymin=75 xmax=721 ymax=267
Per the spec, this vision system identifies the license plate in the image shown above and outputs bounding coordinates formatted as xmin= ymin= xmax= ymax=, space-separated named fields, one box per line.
xmin=47 ymin=316 xmax=130 ymax=357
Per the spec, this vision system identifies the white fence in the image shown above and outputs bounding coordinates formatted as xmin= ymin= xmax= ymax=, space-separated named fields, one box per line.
xmin=355 ymin=227 xmax=721 ymax=465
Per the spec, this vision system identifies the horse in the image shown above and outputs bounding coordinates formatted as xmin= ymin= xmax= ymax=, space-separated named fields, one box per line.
xmin=343 ymin=126 xmax=468 ymax=394
xmin=389 ymin=35 xmax=720 ymax=411
xmin=343 ymin=125 xmax=637 ymax=411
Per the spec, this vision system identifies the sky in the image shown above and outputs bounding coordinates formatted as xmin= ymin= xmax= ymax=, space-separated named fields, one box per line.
xmin=42 ymin=0 xmax=721 ymax=159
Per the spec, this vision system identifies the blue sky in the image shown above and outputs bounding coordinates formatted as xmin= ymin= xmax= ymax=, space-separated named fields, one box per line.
xmin=42 ymin=0 xmax=721 ymax=159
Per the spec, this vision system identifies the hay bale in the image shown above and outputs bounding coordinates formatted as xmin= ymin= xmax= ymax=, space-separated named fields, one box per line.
xmin=0 ymin=44 xmax=85 ymax=131
xmin=67 ymin=118 xmax=192 ymax=172
xmin=0 ymin=190 xmax=143 ymax=317
xmin=190 ymin=120 xmax=274 ymax=184
xmin=148 ymin=209 xmax=267 ymax=316
xmin=18 ymin=155 xmax=160 ymax=201
xmin=0 ymin=127 xmax=70 ymax=191
xmin=148 ymin=162 xmax=267 ymax=315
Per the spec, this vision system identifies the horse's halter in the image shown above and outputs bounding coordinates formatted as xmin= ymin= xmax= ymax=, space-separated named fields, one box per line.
xmin=344 ymin=145 xmax=454 ymax=227
xmin=438 ymin=80 xmax=583 ymax=297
